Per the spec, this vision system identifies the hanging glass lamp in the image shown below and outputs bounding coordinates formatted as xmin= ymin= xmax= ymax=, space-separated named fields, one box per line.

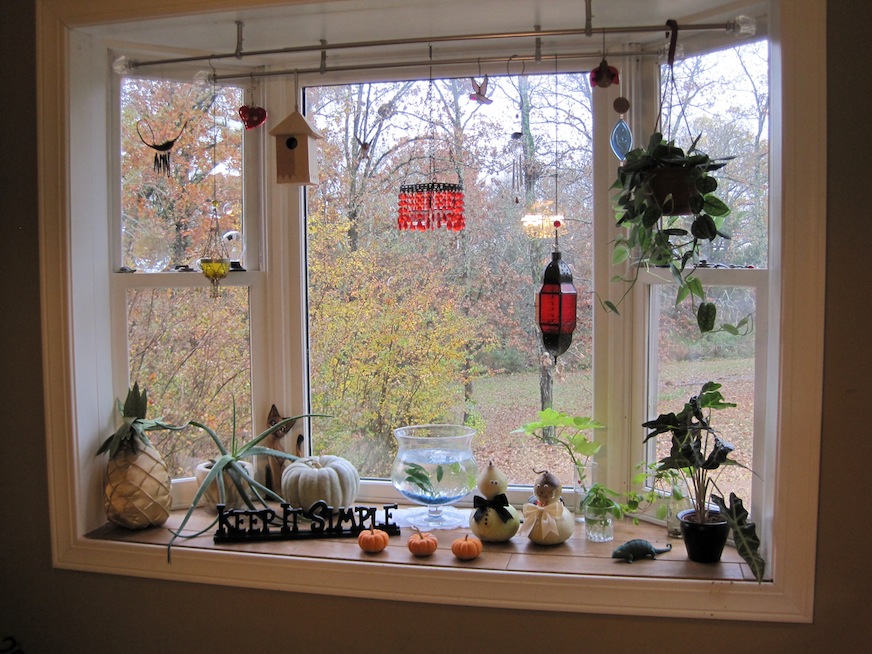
xmin=536 ymin=231 xmax=577 ymax=360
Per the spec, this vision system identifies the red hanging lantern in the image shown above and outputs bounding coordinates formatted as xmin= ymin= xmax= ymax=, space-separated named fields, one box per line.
xmin=536 ymin=249 xmax=577 ymax=359
xmin=397 ymin=182 xmax=465 ymax=232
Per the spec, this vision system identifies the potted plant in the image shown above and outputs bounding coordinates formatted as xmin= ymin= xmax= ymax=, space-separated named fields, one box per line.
xmin=96 ymin=383 xmax=188 ymax=529
xmin=642 ymin=381 xmax=765 ymax=581
xmin=578 ymin=483 xmax=624 ymax=543
xmin=607 ymin=132 xmax=749 ymax=335
xmin=168 ymin=402 xmax=324 ymax=558
xmin=517 ymin=408 xmax=605 ymax=515
xmin=625 ymin=462 xmax=690 ymax=538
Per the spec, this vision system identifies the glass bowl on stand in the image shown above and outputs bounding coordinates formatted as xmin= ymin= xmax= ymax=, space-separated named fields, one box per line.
xmin=390 ymin=424 xmax=478 ymax=529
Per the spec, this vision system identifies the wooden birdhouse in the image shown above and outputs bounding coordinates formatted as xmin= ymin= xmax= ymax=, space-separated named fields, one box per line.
xmin=269 ymin=109 xmax=323 ymax=185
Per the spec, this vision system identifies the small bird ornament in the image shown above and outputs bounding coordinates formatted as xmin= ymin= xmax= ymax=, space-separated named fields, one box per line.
xmin=469 ymin=75 xmax=493 ymax=104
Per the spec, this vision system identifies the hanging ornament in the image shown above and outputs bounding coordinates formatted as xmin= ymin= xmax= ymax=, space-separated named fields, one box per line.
xmin=397 ymin=182 xmax=465 ymax=231
xmin=610 ymin=96 xmax=633 ymax=160
xmin=136 ymin=119 xmax=187 ymax=176
xmin=238 ymin=79 xmax=267 ymax=130
xmin=356 ymin=136 xmax=371 ymax=160
xmin=469 ymin=75 xmax=493 ymax=104
xmin=536 ymin=220 xmax=577 ymax=361
xmin=200 ymin=201 xmax=231 ymax=297
xmin=590 ymin=58 xmax=620 ymax=88
xmin=590 ymin=29 xmax=620 ymax=89
xmin=397 ymin=49 xmax=465 ymax=232
xmin=238 ymin=105 xmax=267 ymax=130
xmin=511 ymin=125 xmax=523 ymax=205
xmin=200 ymin=74 xmax=230 ymax=296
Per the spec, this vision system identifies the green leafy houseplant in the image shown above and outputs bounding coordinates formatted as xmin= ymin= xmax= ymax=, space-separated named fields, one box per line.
xmin=168 ymin=402 xmax=324 ymax=559
xmin=643 ymin=381 xmax=765 ymax=581
xmin=578 ymin=483 xmax=625 ymax=520
xmin=608 ymin=132 xmax=750 ymax=335
xmin=518 ymin=408 xmax=605 ymax=478
xmin=625 ymin=461 xmax=687 ymax=522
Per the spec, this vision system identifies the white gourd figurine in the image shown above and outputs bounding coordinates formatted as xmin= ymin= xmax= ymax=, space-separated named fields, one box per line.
xmin=469 ymin=461 xmax=520 ymax=542
xmin=522 ymin=470 xmax=574 ymax=545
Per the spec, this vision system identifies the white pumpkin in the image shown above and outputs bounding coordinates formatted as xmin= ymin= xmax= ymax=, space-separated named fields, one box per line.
xmin=281 ymin=455 xmax=360 ymax=512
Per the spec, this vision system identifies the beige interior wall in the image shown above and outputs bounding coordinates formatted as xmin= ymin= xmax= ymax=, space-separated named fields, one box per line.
xmin=2 ymin=0 xmax=869 ymax=650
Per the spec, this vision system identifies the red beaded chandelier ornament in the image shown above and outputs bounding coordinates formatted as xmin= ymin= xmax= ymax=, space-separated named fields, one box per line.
xmin=397 ymin=49 xmax=465 ymax=232
xmin=397 ymin=182 xmax=465 ymax=231
xmin=536 ymin=219 xmax=577 ymax=360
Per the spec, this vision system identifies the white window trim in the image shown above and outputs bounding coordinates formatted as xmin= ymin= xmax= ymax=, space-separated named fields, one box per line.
xmin=38 ymin=0 xmax=824 ymax=621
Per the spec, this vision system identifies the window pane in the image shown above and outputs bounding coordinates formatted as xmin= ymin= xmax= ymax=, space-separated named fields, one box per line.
xmin=127 ymin=286 xmax=252 ymax=478
xmin=646 ymin=285 xmax=755 ymax=512
xmin=661 ymin=41 xmax=769 ymax=268
xmin=306 ymin=75 xmax=594 ymax=485
xmin=120 ymin=78 xmax=243 ymax=272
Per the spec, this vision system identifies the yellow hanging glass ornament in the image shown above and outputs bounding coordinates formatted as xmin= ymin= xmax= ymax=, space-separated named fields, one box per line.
xmin=200 ymin=200 xmax=230 ymax=298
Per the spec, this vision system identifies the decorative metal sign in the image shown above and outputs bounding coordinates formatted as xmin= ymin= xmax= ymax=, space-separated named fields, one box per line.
xmin=214 ymin=501 xmax=400 ymax=543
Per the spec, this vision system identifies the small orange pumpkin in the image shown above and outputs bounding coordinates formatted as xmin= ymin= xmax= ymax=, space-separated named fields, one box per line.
xmin=407 ymin=526 xmax=439 ymax=557
xmin=358 ymin=527 xmax=390 ymax=553
xmin=451 ymin=534 xmax=483 ymax=561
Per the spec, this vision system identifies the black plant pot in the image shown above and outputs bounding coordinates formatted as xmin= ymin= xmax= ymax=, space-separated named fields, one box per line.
xmin=678 ymin=508 xmax=730 ymax=563
xmin=647 ymin=166 xmax=698 ymax=216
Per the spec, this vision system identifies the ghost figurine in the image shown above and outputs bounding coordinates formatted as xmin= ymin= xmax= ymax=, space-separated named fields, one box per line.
xmin=520 ymin=470 xmax=574 ymax=545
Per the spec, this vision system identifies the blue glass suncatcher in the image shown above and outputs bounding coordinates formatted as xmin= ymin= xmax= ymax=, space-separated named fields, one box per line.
xmin=610 ymin=118 xmax=633 ymax=160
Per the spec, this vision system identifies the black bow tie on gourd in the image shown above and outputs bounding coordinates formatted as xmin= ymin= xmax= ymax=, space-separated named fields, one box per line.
xmin=473 ymin=494 xmax=513 ymax=523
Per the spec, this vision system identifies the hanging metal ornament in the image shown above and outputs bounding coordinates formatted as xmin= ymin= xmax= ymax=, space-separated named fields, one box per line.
xmin=536 ymin=220 xmax=577 ymax=361
xmin=397 ymin=48 xmax=465 ymax=232
xmin=510 ymin=114 xmax=524 ymax=205
xmin=136 ymin=119 xmax=187 ymax=176
xmin=610 ymin=96 xmax=633 ymax=160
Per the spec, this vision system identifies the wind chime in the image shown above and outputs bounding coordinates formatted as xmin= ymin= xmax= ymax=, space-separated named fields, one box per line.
xmin=397 ymin=49 xmax=465 ymax=232
xmin=200 ymin=79 xmax=231 ymax=297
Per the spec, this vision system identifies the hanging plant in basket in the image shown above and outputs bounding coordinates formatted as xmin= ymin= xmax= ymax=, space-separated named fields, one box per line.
xmin=606 ymin=131 xmax=749 ymax=334
xmin=602 ymin=19 xmax=752 ymax=336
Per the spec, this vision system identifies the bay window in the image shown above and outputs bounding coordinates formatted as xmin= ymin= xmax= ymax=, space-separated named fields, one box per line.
xmin=39 ymin=0 xmax=824 ymax=622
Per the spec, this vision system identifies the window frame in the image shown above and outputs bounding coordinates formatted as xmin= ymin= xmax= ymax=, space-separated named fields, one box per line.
xmin=38 ymin=0 xmax=824 ymax=622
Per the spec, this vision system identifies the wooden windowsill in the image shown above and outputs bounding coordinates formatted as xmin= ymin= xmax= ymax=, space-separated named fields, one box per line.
xmin=87 ymin=507 xmax=755 ymax=582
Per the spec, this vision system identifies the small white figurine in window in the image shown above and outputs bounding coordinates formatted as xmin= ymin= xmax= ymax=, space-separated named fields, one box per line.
xmin=521 ymin=470 xmax=574 ymax=545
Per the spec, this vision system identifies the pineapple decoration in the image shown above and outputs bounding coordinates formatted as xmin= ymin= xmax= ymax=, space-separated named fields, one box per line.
xmin=96 ymin=383 xmax=187 ymax=529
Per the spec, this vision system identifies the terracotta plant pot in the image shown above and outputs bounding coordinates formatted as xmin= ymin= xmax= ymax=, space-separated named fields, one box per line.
xmin=678 ymin=508 xmax=730 ymax=563
xmin=647 ymin=166 xmax=699 ymax=216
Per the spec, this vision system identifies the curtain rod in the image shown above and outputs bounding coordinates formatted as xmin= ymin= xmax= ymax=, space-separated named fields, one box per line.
xmin=128 ymin=19 xmax=749 ymax=71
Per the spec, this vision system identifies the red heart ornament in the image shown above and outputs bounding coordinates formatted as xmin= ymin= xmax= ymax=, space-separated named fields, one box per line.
xmin=238 ymin=105 xmax=267 ymax=130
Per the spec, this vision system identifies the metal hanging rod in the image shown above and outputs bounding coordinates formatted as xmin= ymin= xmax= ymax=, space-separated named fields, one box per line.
xmin=128 ymin=19 xmax=747 ymax=71
xmin=212 ymin=50 xmax=646 ymax=82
